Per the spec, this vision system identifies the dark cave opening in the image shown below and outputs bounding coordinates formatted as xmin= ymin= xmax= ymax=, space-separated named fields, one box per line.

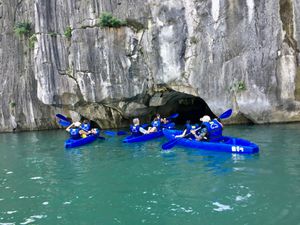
xmin=153 ymin=91 xmax=217 ymax=125
xmin=79 ymin=90 xmax=221 ymax=129
xmin=80 ymin=116 xmax=101 ymax=129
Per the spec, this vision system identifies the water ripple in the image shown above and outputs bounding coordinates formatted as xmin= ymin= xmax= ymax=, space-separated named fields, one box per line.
xmin=212 ymin=202 xmax=233 ymax=212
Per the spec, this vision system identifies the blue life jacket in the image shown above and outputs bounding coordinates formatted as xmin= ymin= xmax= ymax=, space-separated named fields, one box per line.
xmin=80 ymin=123 xmax=91 ymax=132
xmin=188 ymin=124 xmax=199 ymax=132
xmin=185 ymin=124 xmax=199 ymax=139
xmin=202 ymin=119 xmax=223 ymax=141
xmin=151 ymin=120 xmax=161 ymax=131
xmin=130 ymin=125 xmax=143 ymax=136
xmin=185 ymin=124 xmax=192 ymax=133
xmin=70 ymin=128 xmax=81 ymax=139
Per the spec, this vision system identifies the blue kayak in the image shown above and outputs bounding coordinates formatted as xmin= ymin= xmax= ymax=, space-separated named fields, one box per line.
xmin=163 ymin=129 xmax=259 ymax=154
xmin=65 ymin=135 xmax=97 ymax=148
xmin=123 ymin=131 xmax=164 ymax=143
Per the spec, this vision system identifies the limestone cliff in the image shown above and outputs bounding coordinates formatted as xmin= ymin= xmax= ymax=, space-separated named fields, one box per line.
xmin=0 ymin=0 xmax=300 ymax=132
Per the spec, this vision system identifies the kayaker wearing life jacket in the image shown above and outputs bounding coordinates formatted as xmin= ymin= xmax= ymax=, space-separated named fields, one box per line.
xmin=81 ymin=119 xmax=101 ymax=137
xmin=79 ymin=119 xmax=92 ymax=138
xmin=80 ymin=119 xmax=91 ymax=132
xmin=191 ymin=115 xmax=223 ymax=141
xmin=130 ymin=118 xmax=149 ymax=136
xmin=66 ymin=122 xmax=85 ymax=140
xmin=175 ymin=120 xmax=199 ymax=138
xmin=148 ymin=114 xmax=168 ymax=133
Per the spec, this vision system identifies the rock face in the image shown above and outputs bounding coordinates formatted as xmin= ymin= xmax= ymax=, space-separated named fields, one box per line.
xmin=0 ymin=0 xmax=300 ymax=132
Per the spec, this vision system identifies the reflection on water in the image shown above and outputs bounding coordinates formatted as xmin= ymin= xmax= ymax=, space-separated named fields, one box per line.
xmin=0 ymin=124 xmax=300 ymax=225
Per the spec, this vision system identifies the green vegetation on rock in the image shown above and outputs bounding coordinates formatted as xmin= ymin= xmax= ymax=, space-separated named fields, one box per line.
xmin=98 ymin=12 xmax=126 ymax=28
xmin=10 ymin=102 xmax=16 ymax=108
xmin=29 ymin=34 xmax=37 ymax=49
xmin=230 ymin=81 xmax=247 ymax=92
xmin=14 ymin=21 xmax=32 ymax=37
xmin=64 ymin=26 xmax=72 ymax=38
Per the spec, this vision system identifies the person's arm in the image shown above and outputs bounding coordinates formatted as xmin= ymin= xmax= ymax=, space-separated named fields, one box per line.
xmin=139 ymin=127 xmax=149 ymax=134
xmin=161 ymin=118 xmax=168 ymax=124
xmin=198 ymin=127 xmax=208 ymax=140
xmin=66 ymin=123 xmax=74 ymax=132
xmin=191 ymin=127 xmax=207 ymax=141
xmin=175 ymin=129 xmax=187 ymax=138
xmin=190 ymin=129 xmax=200 ymax=140
xmin=79 ymin=129 xmax=89 ymax=135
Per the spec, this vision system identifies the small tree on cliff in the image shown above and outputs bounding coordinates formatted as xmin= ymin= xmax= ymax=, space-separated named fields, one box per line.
xmin=14 ymin=21 xmax=32 ymax=37
xmin=98 ymin=12 xmax=126 ymax=28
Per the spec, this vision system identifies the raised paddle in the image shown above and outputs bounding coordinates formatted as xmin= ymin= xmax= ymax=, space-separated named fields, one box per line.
xmin=58 ymin=119 xmax=71 ymax=127
xmin=218 ymin=109 xmax=232 ymax=120
xmin=166 ymin=113 xmax=179 ymax=120
xmin=56 ymin=114 xmax=72 ymax=127
xmin=56 ymin=114 xmax=70 ymax=122
xmin=161 ymin=109 xmax=233 ymax=150
xmin=98 ymin=135 xmax=106 ymax=140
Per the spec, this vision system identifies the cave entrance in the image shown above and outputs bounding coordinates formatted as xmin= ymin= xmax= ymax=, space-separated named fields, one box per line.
xmin=151 ymin=91 xmax=216 ymax=125
xmin=80 ymin=116 xmax=101 ymax=129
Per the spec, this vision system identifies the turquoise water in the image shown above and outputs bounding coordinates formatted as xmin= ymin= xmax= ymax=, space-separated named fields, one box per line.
xmin=0 ymin=124 xmax=300 ymax=225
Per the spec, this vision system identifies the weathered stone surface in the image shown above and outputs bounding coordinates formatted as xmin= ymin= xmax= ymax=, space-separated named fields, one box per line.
xmin=0 ymin=0 xmax=300 ymax=132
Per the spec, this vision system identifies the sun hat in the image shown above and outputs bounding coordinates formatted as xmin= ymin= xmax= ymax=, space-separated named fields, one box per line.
xmin=200 ymin=115 xmax=211 ymax=122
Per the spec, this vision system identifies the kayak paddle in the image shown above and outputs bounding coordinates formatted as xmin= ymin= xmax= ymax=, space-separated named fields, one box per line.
xmin=218 ymin=109 xmax=232 ymax=120
xmin=56 ymin=114 xmax=70 ymax=122
xmin=58 ymin=120 xmax=71 ymax=127
xmin=104 ymin=131 xmax=116 ymax=136
xmin=56 ymin=114 xmax=72 ymax=127
xmin=104 ymin=130 xmax=127 ymax=136
xmin=161 ymin=109 xmax=233 ymax=150
xmin=166 ymin=113 xmax=179 ymax=120
xmin=117 ymin=131 xmax=127 ymax=135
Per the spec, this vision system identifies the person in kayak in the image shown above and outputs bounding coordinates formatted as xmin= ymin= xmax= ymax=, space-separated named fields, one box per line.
xmin=66 ymin=122 xmax=89 ymax=139
xmin=191 ymin=115 xmax=223 ymax=141
xmin=130 ymin=118 xmax=149 ymax=136
xmin=147 ymin=113 xmax=169 ymax=133
xmin=156 ymin=113 xmax=169 ymax=125
xmin=80 ymin=119 xmax=91 ymax=132
xmin=175 ymin=120 xmax=199 ymax=138
xmin=80 ymin=119 xmax=95 ymax=138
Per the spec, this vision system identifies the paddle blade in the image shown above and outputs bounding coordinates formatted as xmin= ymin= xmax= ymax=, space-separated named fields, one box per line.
xmin=167 ymin=113 xmax=179 ymax=120
xmin=162 ymin=139 xmax=179 ymax=150
xmin=104 ymin=131 xmax=116 ymax=136
xmin=58 ymin=120 xmax=71 ymax=127
xmin=117 ymin=131 xmax=127 ymax=136
xmin=218 ymin=109 xmax=232 ymax=120
xmin=98 ymin=136 xmax=106 ymax=140
xmin=56 ymin=114 xmax=69 ymax=122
